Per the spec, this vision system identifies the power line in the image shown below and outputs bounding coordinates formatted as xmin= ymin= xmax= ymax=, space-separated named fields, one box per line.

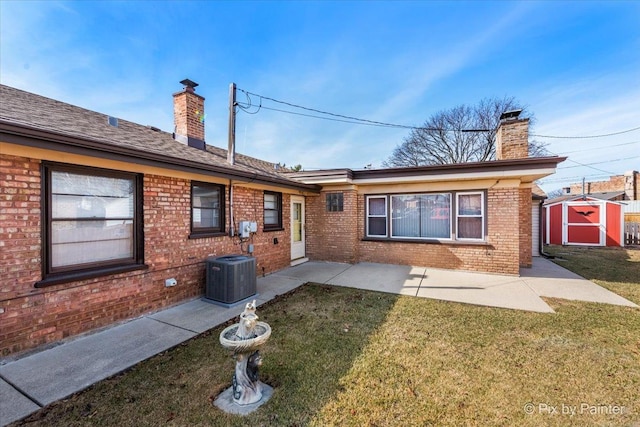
xmin=531 ymin=126 xmax=640 ymax=139
xmin=236 ymin=86 xmax=640 ymax=139
xmin=237 ymin=87 xmax=416 ymax=129
xmin=237 ymin=87 xmax=492 ymax=132
xmin=558 ymin=155 xmax=640 ymax=170
xmin=538 ymin=173 xmax=612 ymax=184
xmin=555 ymin=140 xmax=639 ymax=155
xmin=544 ymin=147 xmax=615 ymax=175
xmin=246 ymin=104 xmax=407 ymax=128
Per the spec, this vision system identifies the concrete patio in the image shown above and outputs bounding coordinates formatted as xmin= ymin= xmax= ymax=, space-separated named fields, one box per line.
xmin=1 ymin=257 xmax=637 ymax=426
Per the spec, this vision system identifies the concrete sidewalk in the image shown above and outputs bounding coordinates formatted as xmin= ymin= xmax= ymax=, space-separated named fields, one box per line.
xmin=1 ymin=258 xmax=637 ymax=425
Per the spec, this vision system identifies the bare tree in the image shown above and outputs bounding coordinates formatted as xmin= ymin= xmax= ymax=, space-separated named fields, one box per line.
xmin=384 ymin=97 xmax=546 ymax=167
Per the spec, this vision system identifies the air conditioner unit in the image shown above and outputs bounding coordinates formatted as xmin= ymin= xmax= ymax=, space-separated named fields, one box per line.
xmin=205 ymin=255 xmax=256 ymax=304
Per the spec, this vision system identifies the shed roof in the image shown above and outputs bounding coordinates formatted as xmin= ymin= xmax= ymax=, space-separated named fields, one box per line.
xmin=544 ymin=194 xmax=625 ymax=207
xmin=544 ymin=192 xmax=626 ymax=205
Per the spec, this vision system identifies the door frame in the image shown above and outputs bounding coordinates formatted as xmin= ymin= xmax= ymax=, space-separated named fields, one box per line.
xmin=290 ymin=196 xmax=306 ymax=263
xmin=563 ymin=200 xmax=606 ymax=246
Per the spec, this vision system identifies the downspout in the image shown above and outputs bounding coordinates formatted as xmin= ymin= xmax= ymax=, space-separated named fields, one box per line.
xmin=229 ymin=180 xmax=235 ymax=237
xmin=539 ymin=200 xmax=553 ymax=258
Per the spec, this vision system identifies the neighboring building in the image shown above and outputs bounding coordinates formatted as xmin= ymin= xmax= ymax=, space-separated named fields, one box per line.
xmin=0 ymin=83 xmax=564 ymax=356
xmin=559 ymin=171 xmax=640 ymax=201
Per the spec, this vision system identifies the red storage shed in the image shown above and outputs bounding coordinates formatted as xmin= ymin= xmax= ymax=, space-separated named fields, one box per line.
xmin=544 ymin=196 xmax=624 ymax=247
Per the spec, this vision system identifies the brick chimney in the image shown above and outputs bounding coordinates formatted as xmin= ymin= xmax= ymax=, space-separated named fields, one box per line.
xmin=495 ymin=110 xmax=529 ymax=160
xmin=624 ymin=170 xmax=639 ymax=200
xmin=173 ymin=79 xmax=206 ymax=150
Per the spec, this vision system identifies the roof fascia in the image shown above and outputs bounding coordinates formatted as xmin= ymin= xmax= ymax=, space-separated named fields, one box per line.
xmin=352 ymin=157 xmax=566 ymax=180
xmin=290 ymin=158 xmax=566 ymax=186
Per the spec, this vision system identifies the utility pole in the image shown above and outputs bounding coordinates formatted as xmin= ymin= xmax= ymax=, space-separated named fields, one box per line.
xmin=227 ymin=83 xmax=237 ymax=165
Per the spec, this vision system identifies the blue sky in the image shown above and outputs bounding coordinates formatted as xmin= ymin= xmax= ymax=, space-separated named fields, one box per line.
xmin=1 ymin=1 xmax=638 ymax=193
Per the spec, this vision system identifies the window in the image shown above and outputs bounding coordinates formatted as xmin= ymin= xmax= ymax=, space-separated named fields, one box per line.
xmin=326 ymin=192 xmax=344 ymax=212
xmin=456 ymin=192 xmax=484 ymax=240
xmin=366 ymin=196 xmax=387 ymax=237
xmin=365 ymin=191 xmax=486 ymax=242
xmin=263 ymin=191 xmax=282 ymax=230
xmin=391 ymin=194 xmax=451 ymax=239
xmin=191 ymin=182 xmax=225 ymax=236
xmin=39 ymin=163 xmax=144 ymax=286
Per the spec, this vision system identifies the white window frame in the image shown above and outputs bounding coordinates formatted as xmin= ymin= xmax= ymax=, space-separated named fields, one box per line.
xmin=366 ymin=195 xmax=388 ymax=237
xmin=455 ymin=192 xmax=485 ymax=241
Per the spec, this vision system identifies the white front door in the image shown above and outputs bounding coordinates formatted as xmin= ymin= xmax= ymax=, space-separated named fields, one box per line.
xmin=291 ymin=196 xmax=305 ymax=261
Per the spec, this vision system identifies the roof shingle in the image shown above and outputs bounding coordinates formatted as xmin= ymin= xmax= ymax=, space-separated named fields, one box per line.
xmin=0 ymin=84 xmax=316 ymax=190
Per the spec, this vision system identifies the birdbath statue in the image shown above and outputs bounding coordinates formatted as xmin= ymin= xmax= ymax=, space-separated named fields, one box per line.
xmin=215 ymin=300 xmax=272 ymax=414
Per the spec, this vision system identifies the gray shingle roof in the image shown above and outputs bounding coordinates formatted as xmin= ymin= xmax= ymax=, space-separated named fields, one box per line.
xmin=0 ymin=84 xmax=316 ymax=190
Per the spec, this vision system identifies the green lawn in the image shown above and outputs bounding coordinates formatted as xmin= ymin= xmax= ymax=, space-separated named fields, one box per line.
xmin=14 ymin=247 xmax=640 ymax=426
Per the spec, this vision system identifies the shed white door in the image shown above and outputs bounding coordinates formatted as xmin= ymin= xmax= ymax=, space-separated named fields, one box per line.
xmin=563 ymin=201 xmax=605 ymax=246
xmin=532 ymin=202 xmax=540 ymax=256
xmin=291 ymin=196 xmax=305 ymax=261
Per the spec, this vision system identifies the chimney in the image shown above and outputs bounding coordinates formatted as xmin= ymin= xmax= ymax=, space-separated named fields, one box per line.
xmin=495 ymin=109 xmax=529 ymax=160
xmin=624 ymin=170 xmax=639 ymax=200
xmin=173 ymin=79 xmax=206 ymax=150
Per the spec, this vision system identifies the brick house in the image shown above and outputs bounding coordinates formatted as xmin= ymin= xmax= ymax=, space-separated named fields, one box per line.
xmin=292 ymin=115 xmax=563 ymax=274
xmin=1 ymin=82 xmax=564 ymax=356
xmin=0 ymin=81 xmax=320 ymax=355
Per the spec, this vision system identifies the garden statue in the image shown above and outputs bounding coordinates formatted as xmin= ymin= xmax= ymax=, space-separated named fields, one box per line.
xmin=215 ymin=300 xmax=272 ymax=414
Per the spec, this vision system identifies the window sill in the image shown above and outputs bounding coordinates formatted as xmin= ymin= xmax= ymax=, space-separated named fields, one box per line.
xmin=263 ymin=227 xmax=284 ymax=232
xmin=35 ymin=264 xmax=149 ymax=288
xmin=189 ymin=231 xmax=227 ymax=239
xmin=361 ymin=237 xmax=492 ymax=247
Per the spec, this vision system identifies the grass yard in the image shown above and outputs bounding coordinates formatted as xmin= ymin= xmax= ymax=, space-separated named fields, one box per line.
xmin=544 ymin=245 xmax=640 ymax=303
xmin=14 ymin=248 xmax=640 ymax=426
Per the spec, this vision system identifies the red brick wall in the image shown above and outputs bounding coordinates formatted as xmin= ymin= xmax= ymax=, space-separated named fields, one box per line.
xmin=307 ymin=188 xmax=522 ymax=275
xmin=0 ymin=155 xmax=42 ymax=298
xmin=362 ymin=189 xmax=520 ymax=275
xmin=519 ymin=188 xmax=532 ymax=268
xmin=0 ymin=154 xmax=291 ymax=356
xmin=306 ymin=190 xmax=358 ymax=263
